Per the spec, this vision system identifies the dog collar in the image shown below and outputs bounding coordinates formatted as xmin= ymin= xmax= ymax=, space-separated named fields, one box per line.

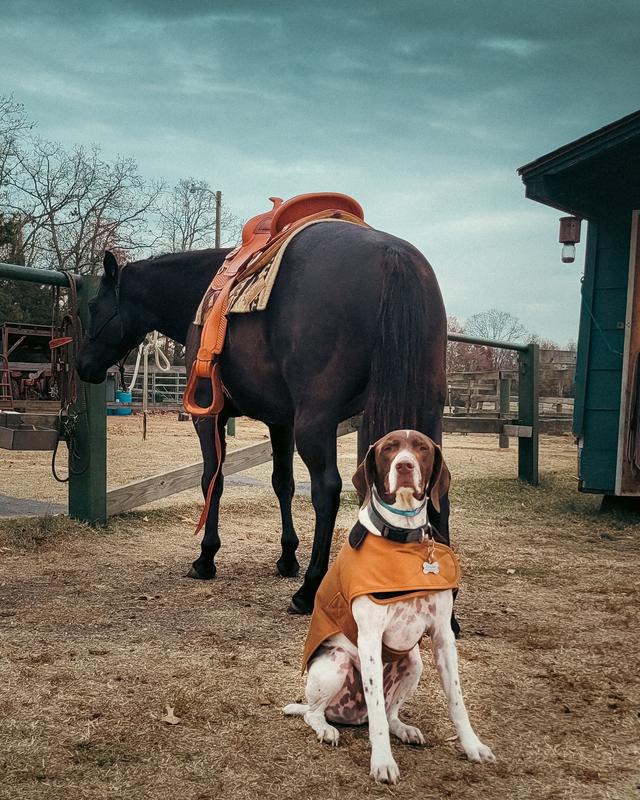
xmin=349 ymin=501 xmax=435 ymax=548
xmin=371 ymin=487 xmax=428 ymax=518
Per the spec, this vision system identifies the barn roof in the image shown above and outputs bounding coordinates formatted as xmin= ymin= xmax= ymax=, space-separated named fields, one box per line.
xmin=518 ymin=110 xmax=640 ymax=218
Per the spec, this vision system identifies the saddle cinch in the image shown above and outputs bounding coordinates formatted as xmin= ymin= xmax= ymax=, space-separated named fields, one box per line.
xmin=182 ymin=192 xmax=366 ymax=417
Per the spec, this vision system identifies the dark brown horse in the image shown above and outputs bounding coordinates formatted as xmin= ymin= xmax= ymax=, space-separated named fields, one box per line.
xmin=76 ymin=221 xmax=449 ymax=615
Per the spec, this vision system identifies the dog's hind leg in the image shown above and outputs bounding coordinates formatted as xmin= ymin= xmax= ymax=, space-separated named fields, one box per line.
xmin=285 ymin=649 xmax=349 ymax=746
xmin=384 ymin=647 xmax=425 ymax=745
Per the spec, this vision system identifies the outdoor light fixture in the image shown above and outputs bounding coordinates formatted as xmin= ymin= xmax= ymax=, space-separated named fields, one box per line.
xmin=559 ymin=216 xmax=581 ymax=263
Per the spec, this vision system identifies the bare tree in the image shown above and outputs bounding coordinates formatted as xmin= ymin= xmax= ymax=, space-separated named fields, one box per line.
xmin=5 ymin=138 xmax=162 ymax=274
xmin=0 ymin=95 xmax=32 ymax=194
xmin=464 ymin=308 xmax=528 ymax=369
xmin=157 ymin=178 xmax=241 ymax=252
xmin=447 ymin=315 xmax=496 ymax=373
xmin=528 ymin=333 xmax=559 ymax=350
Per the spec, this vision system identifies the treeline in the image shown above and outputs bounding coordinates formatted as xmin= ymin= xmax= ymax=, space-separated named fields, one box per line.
xmin=0 ymin=95 xmax=240 ymax=325
xmin=447 ymin=309 xmax=575 ymax=374
xmin=2 ymin=96 xmax=572 ymax=368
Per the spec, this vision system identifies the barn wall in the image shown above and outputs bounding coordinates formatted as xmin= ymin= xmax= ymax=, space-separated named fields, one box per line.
xmin=574 ymin=215 xmax=630 ymax=492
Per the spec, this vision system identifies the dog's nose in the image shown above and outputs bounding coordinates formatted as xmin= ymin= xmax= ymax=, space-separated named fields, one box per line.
xmin=395 ymin=460 xmax=414 ymax=474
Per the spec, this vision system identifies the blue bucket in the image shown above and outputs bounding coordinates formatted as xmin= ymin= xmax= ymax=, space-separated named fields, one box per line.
xmin=115 ymin=390 xmax=133 ymax=416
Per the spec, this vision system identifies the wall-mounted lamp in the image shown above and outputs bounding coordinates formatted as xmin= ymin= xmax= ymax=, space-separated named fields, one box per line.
xmin=559 ymin=216 xmax=581 ymax=263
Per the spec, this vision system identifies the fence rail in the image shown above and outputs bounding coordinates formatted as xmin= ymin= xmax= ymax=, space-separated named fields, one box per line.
xmin=0 ymin=261 xmax=541 ymax=522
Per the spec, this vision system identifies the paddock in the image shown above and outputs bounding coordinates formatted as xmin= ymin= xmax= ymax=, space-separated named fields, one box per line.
xmin=1 ymin=419 xmax=638 ymax=800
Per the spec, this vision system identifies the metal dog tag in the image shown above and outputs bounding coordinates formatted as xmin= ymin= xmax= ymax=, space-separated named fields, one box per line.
xmin=422 ymin=561 xmax=440 ymax=575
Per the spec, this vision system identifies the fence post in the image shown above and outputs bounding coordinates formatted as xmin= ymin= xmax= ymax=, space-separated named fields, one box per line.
xmin=518 ymin=343 xmax=539 ymax=485
xmin=68 ymin=275 xmax=107 ymax=523
xmin=499 ymin=372 xmax=511 ymax=449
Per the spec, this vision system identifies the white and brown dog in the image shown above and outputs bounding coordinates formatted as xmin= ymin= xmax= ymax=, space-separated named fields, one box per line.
xmin=284 ymin=430 xmax=495 ymax=784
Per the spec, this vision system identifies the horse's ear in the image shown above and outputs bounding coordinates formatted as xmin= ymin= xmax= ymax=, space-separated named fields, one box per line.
xmin=428 ymin=444 xmax=450 ymax=513
xmin=352 ymin=444 xmax=377 ymax=506
xmin=103 ymin=251 xmax=119 ymax=284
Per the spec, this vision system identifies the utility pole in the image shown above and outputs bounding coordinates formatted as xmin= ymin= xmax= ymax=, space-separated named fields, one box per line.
xmin=215 ymin=190 xmax=222 ymax=248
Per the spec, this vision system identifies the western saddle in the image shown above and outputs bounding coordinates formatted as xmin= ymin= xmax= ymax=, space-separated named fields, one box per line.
xmin=182 ymin=192 xmax=365 ymax=417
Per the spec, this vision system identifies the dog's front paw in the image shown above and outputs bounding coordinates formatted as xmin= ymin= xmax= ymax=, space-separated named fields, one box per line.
xmin=370 ymin=756 xmax=400 ymax=784
xmin=389 ymin=720 xmax=425 ymax=745
xmin=463 ymin=738 xmax=496 ymax=764
xmin=315 ymin=721 xmax=340 ymax=746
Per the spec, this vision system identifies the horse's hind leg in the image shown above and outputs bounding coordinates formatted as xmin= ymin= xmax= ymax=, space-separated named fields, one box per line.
xmin=186 ymin=413 xmax=227 ymax=580
xmin=289 ymin=417 xmax=341 ymax=614
xmin=269 ymin=423 xmax=300 ymax=578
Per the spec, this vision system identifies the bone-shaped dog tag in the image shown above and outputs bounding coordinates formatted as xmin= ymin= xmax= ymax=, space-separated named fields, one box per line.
xmin=422 ymin=561 xmax=440 ymax=575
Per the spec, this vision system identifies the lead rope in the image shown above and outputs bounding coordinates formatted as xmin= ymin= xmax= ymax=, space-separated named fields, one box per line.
xmin=50 ymin=276 xmax=90 ymax=483
xmin=138 ymin=331 xmax=171 ymax=440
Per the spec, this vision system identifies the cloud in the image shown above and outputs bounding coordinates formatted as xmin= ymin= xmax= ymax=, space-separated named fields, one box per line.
xmin=479 ymin=38 xmax=545 ymax=57
xmin=2 ymin=0 xmax=640 ymax=343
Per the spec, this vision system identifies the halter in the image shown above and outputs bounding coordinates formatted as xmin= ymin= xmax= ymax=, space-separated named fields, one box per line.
xmin=88 ymin=281 xmax=124 ymax=342
xmin=87 ymin=278 xmax=132 ymax=390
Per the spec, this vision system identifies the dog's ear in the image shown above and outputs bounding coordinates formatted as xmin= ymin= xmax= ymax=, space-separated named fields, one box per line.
xmin=348 ymin=521 xmax=368 ymax=548
xmin=427 ymin=444 xmax=450 ymax=513
xmin=352 ymin=444 xmax=377 ymax=506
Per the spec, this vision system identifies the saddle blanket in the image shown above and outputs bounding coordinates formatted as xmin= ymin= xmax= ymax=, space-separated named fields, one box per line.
xmin=194 ymin=216 xmax=364 ymax=324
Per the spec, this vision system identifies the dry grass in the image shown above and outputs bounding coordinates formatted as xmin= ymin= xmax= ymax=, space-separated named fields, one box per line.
xmin=1 ymin=423 xmax=639 ymax=799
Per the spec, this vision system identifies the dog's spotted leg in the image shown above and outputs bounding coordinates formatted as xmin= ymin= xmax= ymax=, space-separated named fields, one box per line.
xmin=384 ymin=646 xmax=425 ymax=745
xmin=352 ymin=599 xmax=400 ymax=784
xmin=429 ymin=594 xmax=495 ymax=764
xmin=300 ymin=649 xmax=349 ymax=746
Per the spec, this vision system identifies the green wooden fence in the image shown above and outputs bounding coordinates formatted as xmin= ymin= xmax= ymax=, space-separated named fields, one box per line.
xmin=0 ymin=263 xmax=106 ymax=522
xmin=1 ymin=262 xmax=539 ymax=524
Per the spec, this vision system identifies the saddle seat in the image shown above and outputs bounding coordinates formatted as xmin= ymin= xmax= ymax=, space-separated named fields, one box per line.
xmin=183 ymin=192 xmax=366 ymax=417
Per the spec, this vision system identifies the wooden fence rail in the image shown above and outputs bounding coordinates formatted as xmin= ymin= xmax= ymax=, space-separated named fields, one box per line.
xmin=0 ymin=261 xmax=544 ymax=523
xmin=105 ymin=418 xmax=360 ymax=516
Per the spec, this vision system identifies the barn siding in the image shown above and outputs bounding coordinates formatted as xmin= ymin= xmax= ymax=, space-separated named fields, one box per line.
xmin=574 ymin=215 xmax=631 ymax=492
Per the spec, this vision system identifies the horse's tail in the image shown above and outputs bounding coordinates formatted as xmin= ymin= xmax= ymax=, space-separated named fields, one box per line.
xmin=359 ymin=244 xmax=446 ymax=460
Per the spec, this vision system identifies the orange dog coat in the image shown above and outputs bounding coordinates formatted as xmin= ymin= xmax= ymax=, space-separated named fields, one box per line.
xmin=302 ymin=534 xmax=460 ymax=672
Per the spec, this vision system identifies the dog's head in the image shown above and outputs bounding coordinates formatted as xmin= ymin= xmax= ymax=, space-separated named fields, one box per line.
xmin=352 ymin=429 xmax=450 ymax=512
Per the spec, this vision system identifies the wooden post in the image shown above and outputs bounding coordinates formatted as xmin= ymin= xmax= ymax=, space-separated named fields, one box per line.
xmin=517 ymin=343 xmax=539 ymax=485
xmin=499 ymin=372 xmax=511 ymax=449
xmin=226 ymin=417 xmax=236 ymax=436
xmin=68 ymin=275 xmax=107 ymax=523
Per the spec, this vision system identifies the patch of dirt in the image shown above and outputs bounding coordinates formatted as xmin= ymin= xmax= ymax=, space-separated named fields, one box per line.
xmin=0 ymin=424 xmax=639 ymax=799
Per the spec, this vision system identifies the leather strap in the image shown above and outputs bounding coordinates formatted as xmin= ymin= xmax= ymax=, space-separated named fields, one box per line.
xmin=194 ymin=415 xmax=223 ymax=535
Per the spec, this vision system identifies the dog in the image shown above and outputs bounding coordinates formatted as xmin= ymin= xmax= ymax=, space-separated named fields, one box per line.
xmin=284 ymin=430 xmax=495 ymax=784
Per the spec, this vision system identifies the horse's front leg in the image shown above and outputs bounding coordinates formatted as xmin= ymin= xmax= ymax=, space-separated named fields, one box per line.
xmin=289 ymin=417 xmax=341 ymax=614
xmin=186 ymin=413 xmax=228 ymax=580
xmin=269 ymin=423 xmax=300 ymax=578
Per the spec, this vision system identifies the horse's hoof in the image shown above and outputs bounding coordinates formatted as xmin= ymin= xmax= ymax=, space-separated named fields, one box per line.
xmin=287 ymin=595 xmax=313 ymax=615
xmin=277 ymin=558 xmax=300 ymax=578
xmin=185 ymin=564 xmax=216 ymax=580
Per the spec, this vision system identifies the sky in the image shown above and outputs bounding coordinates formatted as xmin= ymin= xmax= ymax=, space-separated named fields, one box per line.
xmin=2 ymin=0 xmax=639 ymax=344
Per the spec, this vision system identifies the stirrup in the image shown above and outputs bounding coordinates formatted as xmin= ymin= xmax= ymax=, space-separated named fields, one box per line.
xmin=183 ymin=361 xmax=225 ymax=416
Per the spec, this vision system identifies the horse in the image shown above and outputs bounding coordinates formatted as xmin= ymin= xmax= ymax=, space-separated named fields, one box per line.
xmin=75 ymin=221 xmax=449 ymax=615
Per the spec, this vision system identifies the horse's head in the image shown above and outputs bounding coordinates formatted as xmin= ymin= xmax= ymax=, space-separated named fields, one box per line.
xmin=75 ymin=252 xmax=148 ymax=384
